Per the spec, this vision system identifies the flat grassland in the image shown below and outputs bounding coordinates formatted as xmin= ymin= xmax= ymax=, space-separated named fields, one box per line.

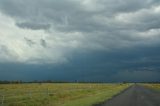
xmin=0 ymin=83 xmax=130 ymax=106
xmin=143 ymin=84 xmax=160 ymax=91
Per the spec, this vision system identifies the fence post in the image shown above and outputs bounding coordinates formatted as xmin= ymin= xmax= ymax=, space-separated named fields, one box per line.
xmin=1 ymin=95 xmax=4 ymax=105
xmin=29 ymin=91 xmax=32 ymax=99
xmin=47 ymin=88 xmax=49 ymax=96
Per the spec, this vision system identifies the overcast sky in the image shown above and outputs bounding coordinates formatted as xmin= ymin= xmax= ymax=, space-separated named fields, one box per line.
xmin=0 ymin=0 xmax=160 ymax=82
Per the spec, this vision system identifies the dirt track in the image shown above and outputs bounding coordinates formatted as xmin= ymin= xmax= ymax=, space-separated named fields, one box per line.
xmin=97 ymin=84 xmax=160 ymax=106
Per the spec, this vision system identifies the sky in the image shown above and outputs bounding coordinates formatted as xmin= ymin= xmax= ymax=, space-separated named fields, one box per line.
xmin=0 ymin=0 xmax=160 ymax=82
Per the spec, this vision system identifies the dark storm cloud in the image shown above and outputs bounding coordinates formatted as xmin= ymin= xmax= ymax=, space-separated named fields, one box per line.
xmin=0 ymin=0 xmax=160 ymax=50
xmin=0 ymin=0 xmax=160 ymax=82
xmin=0 ymin=0 xmax=159 ymax=32
xmin=111 ymin=70 xmax=160 ymax=82
xmin=1 ymin=44 xmax=160 ymax=82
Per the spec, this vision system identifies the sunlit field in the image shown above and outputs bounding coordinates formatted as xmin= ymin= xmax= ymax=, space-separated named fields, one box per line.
xmin=0 ymin=83 xmax=130 ymax=106
xmin=143 ymin=84 xmax=160 ymax=91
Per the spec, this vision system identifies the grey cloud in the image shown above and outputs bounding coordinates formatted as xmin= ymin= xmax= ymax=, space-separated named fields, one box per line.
xmin=0 ymin=45 xmax=9 ymax=55
xmin=0 ymin=0 xmax=157 ymax=52
xmin=16 ymin=22 xmax=51 ymax=30
xmin=0 ymin=0 xmax=159 ymax=32
xmin=0 ymin=45 xmax=18 ymax=62
xmin=24 ymin=37 xmax=36 ymax=47
xmin=0 ymin=0 xmax=160 ymax=45
xmin=40 ymin=39 xmax=47 ymax=48
xmin=0 ymin=0 xmax=159 ymax=50
xmin=0 ymin=0 xmax=78 ymax=30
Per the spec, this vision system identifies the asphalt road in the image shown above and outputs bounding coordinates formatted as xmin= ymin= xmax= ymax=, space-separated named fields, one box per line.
xmin=97 ymin=84 xmax=160 ymax=106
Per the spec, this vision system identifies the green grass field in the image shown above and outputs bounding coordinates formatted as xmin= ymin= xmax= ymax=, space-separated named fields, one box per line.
xmin=0 ymin=83 xmax=130 ymax=106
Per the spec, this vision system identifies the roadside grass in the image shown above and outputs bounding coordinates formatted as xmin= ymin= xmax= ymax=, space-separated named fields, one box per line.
xmin=0 ymin=83 xmax=130 ymax=106
xmin=143 ymin=84 xmax=160 ymax=91
xmin=62 ymin=84 xmax=130 ymax=106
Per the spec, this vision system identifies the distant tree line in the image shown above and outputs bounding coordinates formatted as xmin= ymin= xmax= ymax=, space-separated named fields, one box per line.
xmin=0 ymin=80 xmax=23 ymax=84
xmin=0 ymin=80 xmax=77 ymax=84
xmin=0 ymin=80 xmax=159 ymax=84
xmin=0 ymin=80 xmax=107 ymax=84
xmin=0 ymin=80 xmax=69 ymax=84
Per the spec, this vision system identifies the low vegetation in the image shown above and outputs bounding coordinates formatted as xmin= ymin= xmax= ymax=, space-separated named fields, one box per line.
xmin=143 ymin=83 xmax=160 ymax=91
xmin=0 ymin=83 xmax=130 ymax=106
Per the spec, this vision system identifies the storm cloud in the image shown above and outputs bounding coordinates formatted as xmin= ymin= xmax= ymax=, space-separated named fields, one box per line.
xmin=0 ymin=0 xmax=160 ymax=82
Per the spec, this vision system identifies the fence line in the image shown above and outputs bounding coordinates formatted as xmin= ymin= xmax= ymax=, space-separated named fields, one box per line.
xmin=0 ymin=88 xmax=92 ymax=105
xmin=0 ymin=90 xmax=56 ymax=105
